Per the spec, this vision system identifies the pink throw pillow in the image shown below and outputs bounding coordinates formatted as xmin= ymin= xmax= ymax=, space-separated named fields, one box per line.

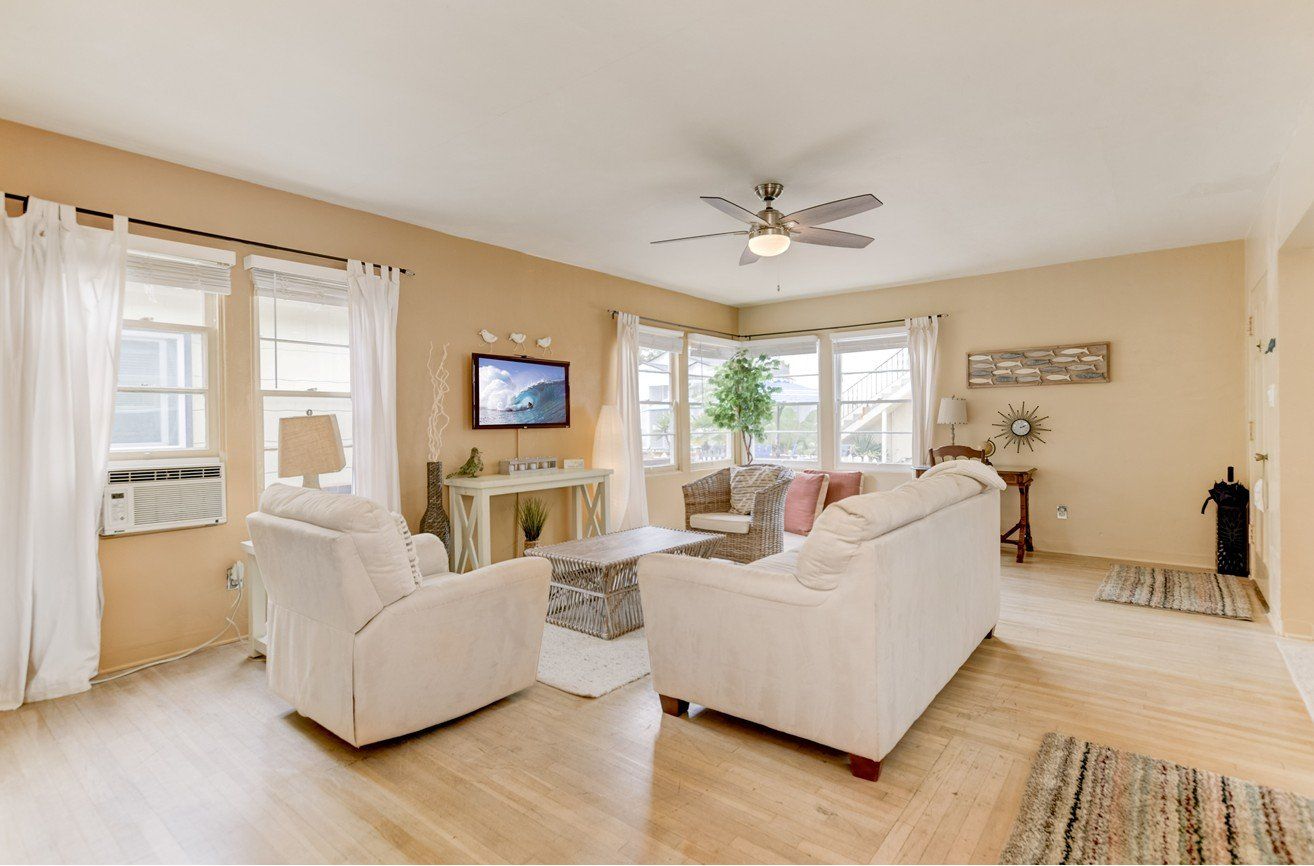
xmin=784 ymin=472 xmax=829 ymax=535
xmin=804 ymin=469 xmax=863 ymax=508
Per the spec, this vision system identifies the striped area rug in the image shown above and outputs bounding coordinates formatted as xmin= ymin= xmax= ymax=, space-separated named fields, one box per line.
xmin=1001 ymin=733 xmax=1314 ymax=864
xmin=1096 ymin=563 xmax=1252 ymax=620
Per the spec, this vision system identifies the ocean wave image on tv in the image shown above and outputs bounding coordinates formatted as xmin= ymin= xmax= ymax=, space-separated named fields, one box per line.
xmin=477 ymin=357 xmax=568 ymax=426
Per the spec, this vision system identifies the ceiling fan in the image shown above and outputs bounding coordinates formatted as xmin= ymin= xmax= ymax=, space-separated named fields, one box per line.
xmin=652 ymin=182 xmax=882 ymax=265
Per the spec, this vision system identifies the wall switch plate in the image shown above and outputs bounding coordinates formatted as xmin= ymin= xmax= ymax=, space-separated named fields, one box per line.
xmin=1056 ymin=505 xmax=1069 ymax=520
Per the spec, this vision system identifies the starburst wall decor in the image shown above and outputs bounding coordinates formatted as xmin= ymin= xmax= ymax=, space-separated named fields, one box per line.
xmin=992 ymin=402 xmax=1050 ymax=453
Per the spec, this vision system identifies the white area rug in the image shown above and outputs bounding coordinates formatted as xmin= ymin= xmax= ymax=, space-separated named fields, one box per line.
xmin=1279 ymin=638 xmax=1314 ymax=728
xmin=536 ymin=624 xmax=650 ymax=698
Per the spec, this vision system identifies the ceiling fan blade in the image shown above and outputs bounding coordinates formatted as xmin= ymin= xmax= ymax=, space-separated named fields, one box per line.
xmin=791 ymin=226 xmax=874 ymax=249
xmin=739 ymin=246 xmax=760 ymax=266
xmin=783 ymin=194 xmax=882 ymax=227
xmin=702 ymin=196 xmax=767 ymax=226
xmin=650 ymin=230 xmax=748 ymax=245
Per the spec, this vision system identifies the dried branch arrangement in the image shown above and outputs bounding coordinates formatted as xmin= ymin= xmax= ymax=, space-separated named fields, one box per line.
xmin=426 ymin=342 xmax=451 ymax=462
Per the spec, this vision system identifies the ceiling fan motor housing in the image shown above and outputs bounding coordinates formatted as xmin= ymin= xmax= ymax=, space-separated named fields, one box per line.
xmin=754 ymin=181 xmax=784 ymax=203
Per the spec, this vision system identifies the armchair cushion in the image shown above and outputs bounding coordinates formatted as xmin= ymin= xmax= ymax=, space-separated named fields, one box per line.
xmin=729 ymin=464 xmax=788 ymax=514
xmin=689 ymin=512 xmax=752 ymax=534
xmin=259 ymin=484 xmax=416 ymax=607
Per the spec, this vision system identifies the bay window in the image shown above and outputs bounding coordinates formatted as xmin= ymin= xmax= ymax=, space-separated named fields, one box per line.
xmin=750 ymin=336 xmax=820 ymax=464
xmin=834 ymin=327 xmax=913 ymax=465
xmin=637 ymin=325 xmax=683 ymax=470
xmin=686 ymin=334 xmax=737 ymax=464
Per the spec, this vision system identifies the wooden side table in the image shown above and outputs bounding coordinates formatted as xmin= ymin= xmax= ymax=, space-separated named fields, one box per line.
xmin=913 ymin=464 xmax=1037 ymax=562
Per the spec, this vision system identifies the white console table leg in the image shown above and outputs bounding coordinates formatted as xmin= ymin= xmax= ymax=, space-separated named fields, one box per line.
xmin=475 ymin=492 xmax=492 ymax=569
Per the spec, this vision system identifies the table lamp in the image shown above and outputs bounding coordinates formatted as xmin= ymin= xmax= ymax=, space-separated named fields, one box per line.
xmin=278 ymin=412 xmax=346 ymax=489
xmin=937 ymin=396 xmax=968 ymax=445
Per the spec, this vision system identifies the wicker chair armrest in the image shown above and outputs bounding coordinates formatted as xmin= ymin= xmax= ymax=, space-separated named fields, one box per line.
xmin=747 ymin=474 xmax=795 ymax=535
xmin=682 ymin=468 xmax=732 ymax=522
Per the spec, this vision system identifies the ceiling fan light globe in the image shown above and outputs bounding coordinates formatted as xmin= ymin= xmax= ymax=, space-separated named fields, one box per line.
xmin=748 ymin=230 xmax=791 ymax=257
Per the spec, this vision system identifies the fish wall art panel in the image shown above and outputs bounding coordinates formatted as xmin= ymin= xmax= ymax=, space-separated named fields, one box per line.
xmin=966 ymin=342 xmax=1110 ymax=388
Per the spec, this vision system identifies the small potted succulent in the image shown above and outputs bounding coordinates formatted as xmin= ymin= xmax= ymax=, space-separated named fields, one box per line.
xmin=517 ymin=497 xmax=550 ymax=551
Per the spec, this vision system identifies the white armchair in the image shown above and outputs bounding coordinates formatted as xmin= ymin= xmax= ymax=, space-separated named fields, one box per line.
xmin=247 ymin=484 xmax=550 ymax=747
xmin=639 ymin=461 xmax=1005 ymax=781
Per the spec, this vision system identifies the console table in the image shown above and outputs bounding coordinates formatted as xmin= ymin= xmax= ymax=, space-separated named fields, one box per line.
xmin=914 ymin=464 xmax=1037 ymax=562
xmin=446 ymin=468 xmax=613 ymax=572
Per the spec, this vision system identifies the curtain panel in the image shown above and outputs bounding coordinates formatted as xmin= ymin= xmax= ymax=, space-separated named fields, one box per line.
xmin=347 ymin=260 xmax=401 ymax=511
xmin=906 ymin=315 xmax=940 ymax=466
xmin=1 ymin=196 xmax=128 ymax=708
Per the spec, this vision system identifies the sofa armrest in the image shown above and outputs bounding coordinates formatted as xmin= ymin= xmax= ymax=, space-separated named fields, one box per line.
xmin=637 ymin=552 xmax=826 ymax=608
xmin=412 ymin=532 xmax=449 ymax=576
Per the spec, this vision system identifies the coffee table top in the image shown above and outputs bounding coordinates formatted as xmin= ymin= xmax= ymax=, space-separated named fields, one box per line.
xmin=525 ymin=525 xmax=721 ymax=566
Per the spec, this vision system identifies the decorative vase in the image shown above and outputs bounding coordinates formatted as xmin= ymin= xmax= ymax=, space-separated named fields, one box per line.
xmin=419 ymin=461 xmax=451 ymax=552
xmin=523 ymin=538 xmax=539 ymax=551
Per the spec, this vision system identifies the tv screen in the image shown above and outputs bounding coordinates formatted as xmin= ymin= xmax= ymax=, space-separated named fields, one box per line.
xmin=472 ymin=353 xmax=571 ymax=429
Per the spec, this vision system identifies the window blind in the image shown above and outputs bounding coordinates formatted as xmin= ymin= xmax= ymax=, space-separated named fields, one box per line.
xmin=638 ymin=324 xmax=684 ymax=354
xmin=687 ymin=333 xmax=742 ymax=361
xmin=126 ymin=251 xmax=233 ymax=295
xmin=250 ymin=267 xmax=349 ymax=307
xmin=831 ymin=326 xmax=907 ymax=354
xmin=743 ymin=334 xmax=819 ymax=358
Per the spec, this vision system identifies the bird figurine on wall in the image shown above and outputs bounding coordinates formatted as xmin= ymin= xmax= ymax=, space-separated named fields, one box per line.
xmin=478 ymin=329 xmax=498 ymax=344
xmin=536 ymin=336 xmax=552 ymax=355
xmin=447 ymin=447 xmax=484 ymax=478
xmin=509 ymin=332 xmax=527 ymax=349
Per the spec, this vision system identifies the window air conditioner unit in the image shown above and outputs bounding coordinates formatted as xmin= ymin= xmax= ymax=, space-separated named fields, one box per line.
xmin=101 ymin=458 xmax=227 ymax=536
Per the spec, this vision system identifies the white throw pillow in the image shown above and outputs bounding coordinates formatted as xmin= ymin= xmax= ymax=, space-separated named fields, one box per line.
xmin=391 ymin=512 xmax=424 ymax=587
xmin=729 ymin=464 xmax=783 ymax=515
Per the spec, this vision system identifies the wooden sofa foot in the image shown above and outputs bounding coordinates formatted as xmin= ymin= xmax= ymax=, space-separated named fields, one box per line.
xmin=849 ymin=754 xmax=881 ymax=781
xmin=659 ymin=695 xmax=689 ymax=716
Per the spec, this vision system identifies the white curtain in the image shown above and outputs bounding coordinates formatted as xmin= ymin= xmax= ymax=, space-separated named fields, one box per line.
xmin=1 ymin=197 xmax=127 ymax=709
xmin=347 ymin=260 xmax=401 ymax=511
xmin=906 ymin=315 xmax=940 ymax=466
xmin=603 ymin=312 xmax=648 ymax=530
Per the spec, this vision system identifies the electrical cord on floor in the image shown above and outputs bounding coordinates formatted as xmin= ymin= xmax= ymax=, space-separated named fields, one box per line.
xmin=91 ymin=584 xmax=243 ymax=685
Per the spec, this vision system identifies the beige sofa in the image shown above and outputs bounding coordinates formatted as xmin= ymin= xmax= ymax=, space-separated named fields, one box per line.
xmin=247 ymin=484 xmax=550 ymax=747
xmin=638 ymin=461 xmax=1005 ymax=781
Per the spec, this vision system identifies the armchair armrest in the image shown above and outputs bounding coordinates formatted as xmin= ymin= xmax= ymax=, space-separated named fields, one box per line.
xmin=412 ymin=532 xmax=449 ymax=576
xmin=683 ymin=468 xmax=732 ymax=523
xmin=638 ymin=552 xmax=826 ymax=608
xmin=748 ymin=474 xmax=794 ymax=525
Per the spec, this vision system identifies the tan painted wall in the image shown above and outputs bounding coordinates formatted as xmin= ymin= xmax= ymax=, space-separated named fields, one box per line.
xmin=740 ymin=243 xmax=1247 ymax=568
xmin=1275 ymin=248 xmax=1314 ymax=637
xmin=0 ymin=119 xmax=737 ymax=672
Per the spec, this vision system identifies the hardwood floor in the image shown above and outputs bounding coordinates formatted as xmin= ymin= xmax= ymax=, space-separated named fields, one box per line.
xmin=3 ymin=552 xmax=1313 ymax=864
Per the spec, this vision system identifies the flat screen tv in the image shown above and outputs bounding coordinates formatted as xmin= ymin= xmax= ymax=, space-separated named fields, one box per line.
xmin=472 ymin=353 xmax=571 ymax=429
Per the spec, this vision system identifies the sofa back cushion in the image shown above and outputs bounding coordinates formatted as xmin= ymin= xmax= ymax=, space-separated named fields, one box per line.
xmin=258 ymin=484 xmax=418 ymax=608
xmin=803 ymin=468 xmax=863 ymax=507
xmin=796 ymin=473 xmax=987 ymax=590
xmin=783 ymin=472 xmax=829 ymax=535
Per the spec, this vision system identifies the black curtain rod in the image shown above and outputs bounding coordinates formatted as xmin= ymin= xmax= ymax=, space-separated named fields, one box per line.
xmin=608 ymin=309 xmax=947 ymax=341
xmin=3 ymin=192 xmax=416 ymax=276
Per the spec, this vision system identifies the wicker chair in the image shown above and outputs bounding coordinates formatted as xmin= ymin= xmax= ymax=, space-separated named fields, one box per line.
xmin=681 ymin=466 xmax=795 ymax=563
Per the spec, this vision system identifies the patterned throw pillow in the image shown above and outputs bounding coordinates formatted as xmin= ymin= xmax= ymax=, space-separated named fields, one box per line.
xmin=729 ymin=464 xmax=784 ymax=515
xmin=391 ymin=511 xmax=424 ymax=587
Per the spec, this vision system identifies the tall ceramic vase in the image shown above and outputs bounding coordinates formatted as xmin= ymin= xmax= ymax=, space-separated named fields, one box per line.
xmin=420 ymin=461 xmax=452 ymax=552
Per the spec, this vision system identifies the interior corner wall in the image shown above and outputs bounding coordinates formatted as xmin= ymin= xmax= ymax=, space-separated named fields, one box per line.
xmin=0 ymin=119 xmax=737 ymax=673
xmin=738 ymin=242 xmax=1248 ymax=569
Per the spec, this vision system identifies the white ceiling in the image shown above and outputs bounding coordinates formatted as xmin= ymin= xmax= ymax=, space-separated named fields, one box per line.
xmin=3 ymin=1 xmax=1314 ymax=304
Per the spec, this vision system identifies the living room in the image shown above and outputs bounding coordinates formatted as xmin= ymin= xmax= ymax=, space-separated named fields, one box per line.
xmin=3 ymin=3 xmax=1314 ymax=864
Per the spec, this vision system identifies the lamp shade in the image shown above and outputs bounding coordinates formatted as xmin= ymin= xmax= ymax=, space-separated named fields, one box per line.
xmin=278 ymin=413 xmax=346 ymax=486
xmin=937 ymin=396 xmax=968 ymax=425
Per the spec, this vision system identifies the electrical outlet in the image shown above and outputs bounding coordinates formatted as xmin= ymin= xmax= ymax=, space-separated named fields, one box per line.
xmin=226 ymin=561 xmax=244 ymax=590
xmin=1056 ymin=505 xmax=1069 ymax=520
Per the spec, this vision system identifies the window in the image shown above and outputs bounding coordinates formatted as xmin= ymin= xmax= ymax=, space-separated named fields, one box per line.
xmin=111 ymin=244 xmax=232 ymax=457
xmin=834 ymin=328 xmax=912 ymax=465
xmin=687 ymin=334 xmax=737 ymax=464
xmin=637 ymin=325 xmax=683 ymax=470
xmin=751 ymin=336 xmax=820 ymax=463
xmin=250 ymin=259 xmax=353 ymax=492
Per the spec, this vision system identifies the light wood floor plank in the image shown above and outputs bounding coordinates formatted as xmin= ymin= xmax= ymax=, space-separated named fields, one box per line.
xmin=3 ymin=551 xmax=1312 ymax=864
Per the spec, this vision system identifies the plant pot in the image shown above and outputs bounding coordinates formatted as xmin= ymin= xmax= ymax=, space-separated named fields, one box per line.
xmin=419 ymin=461 xmax=452 ymax=552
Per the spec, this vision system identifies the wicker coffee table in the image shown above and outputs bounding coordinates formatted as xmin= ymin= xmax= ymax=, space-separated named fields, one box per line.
xmin=525 ymin=526 xmax=721 ymax=639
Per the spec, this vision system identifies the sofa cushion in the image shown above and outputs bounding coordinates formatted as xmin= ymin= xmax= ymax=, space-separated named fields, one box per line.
xmin=751 ymin=549 xmax=800 ymax=576
xmin=796 ymin=473 xmax=987 ymax=590
xmin=729 ymin=463 xmax=786 ymax=514
xmin=803 ymin=469 xmax=863 ymax=507
xmin=690 ymin=512 xmax=752 ymax=534
xmin=783 ymin=472 xmax=829 ymax=535
xmin=259 ymin=483 xmax=417 ymax=607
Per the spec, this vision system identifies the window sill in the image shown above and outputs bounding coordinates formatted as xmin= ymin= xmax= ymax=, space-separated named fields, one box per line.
xmin=644 ymin=465 xmax=682 ymax=478
xmin=835 ymin=463 xmax=917 ymax=474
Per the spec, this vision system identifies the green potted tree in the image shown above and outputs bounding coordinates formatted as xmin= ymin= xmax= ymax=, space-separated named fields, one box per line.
xmin=705 ymin=351 xmax=781 ymax=465
xmin=516 ymin=497 xmax=551 ymax=551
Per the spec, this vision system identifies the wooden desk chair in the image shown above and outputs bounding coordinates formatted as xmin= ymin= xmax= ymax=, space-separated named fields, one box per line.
xmin=928 ymin=445 xmax=992 ymax=466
